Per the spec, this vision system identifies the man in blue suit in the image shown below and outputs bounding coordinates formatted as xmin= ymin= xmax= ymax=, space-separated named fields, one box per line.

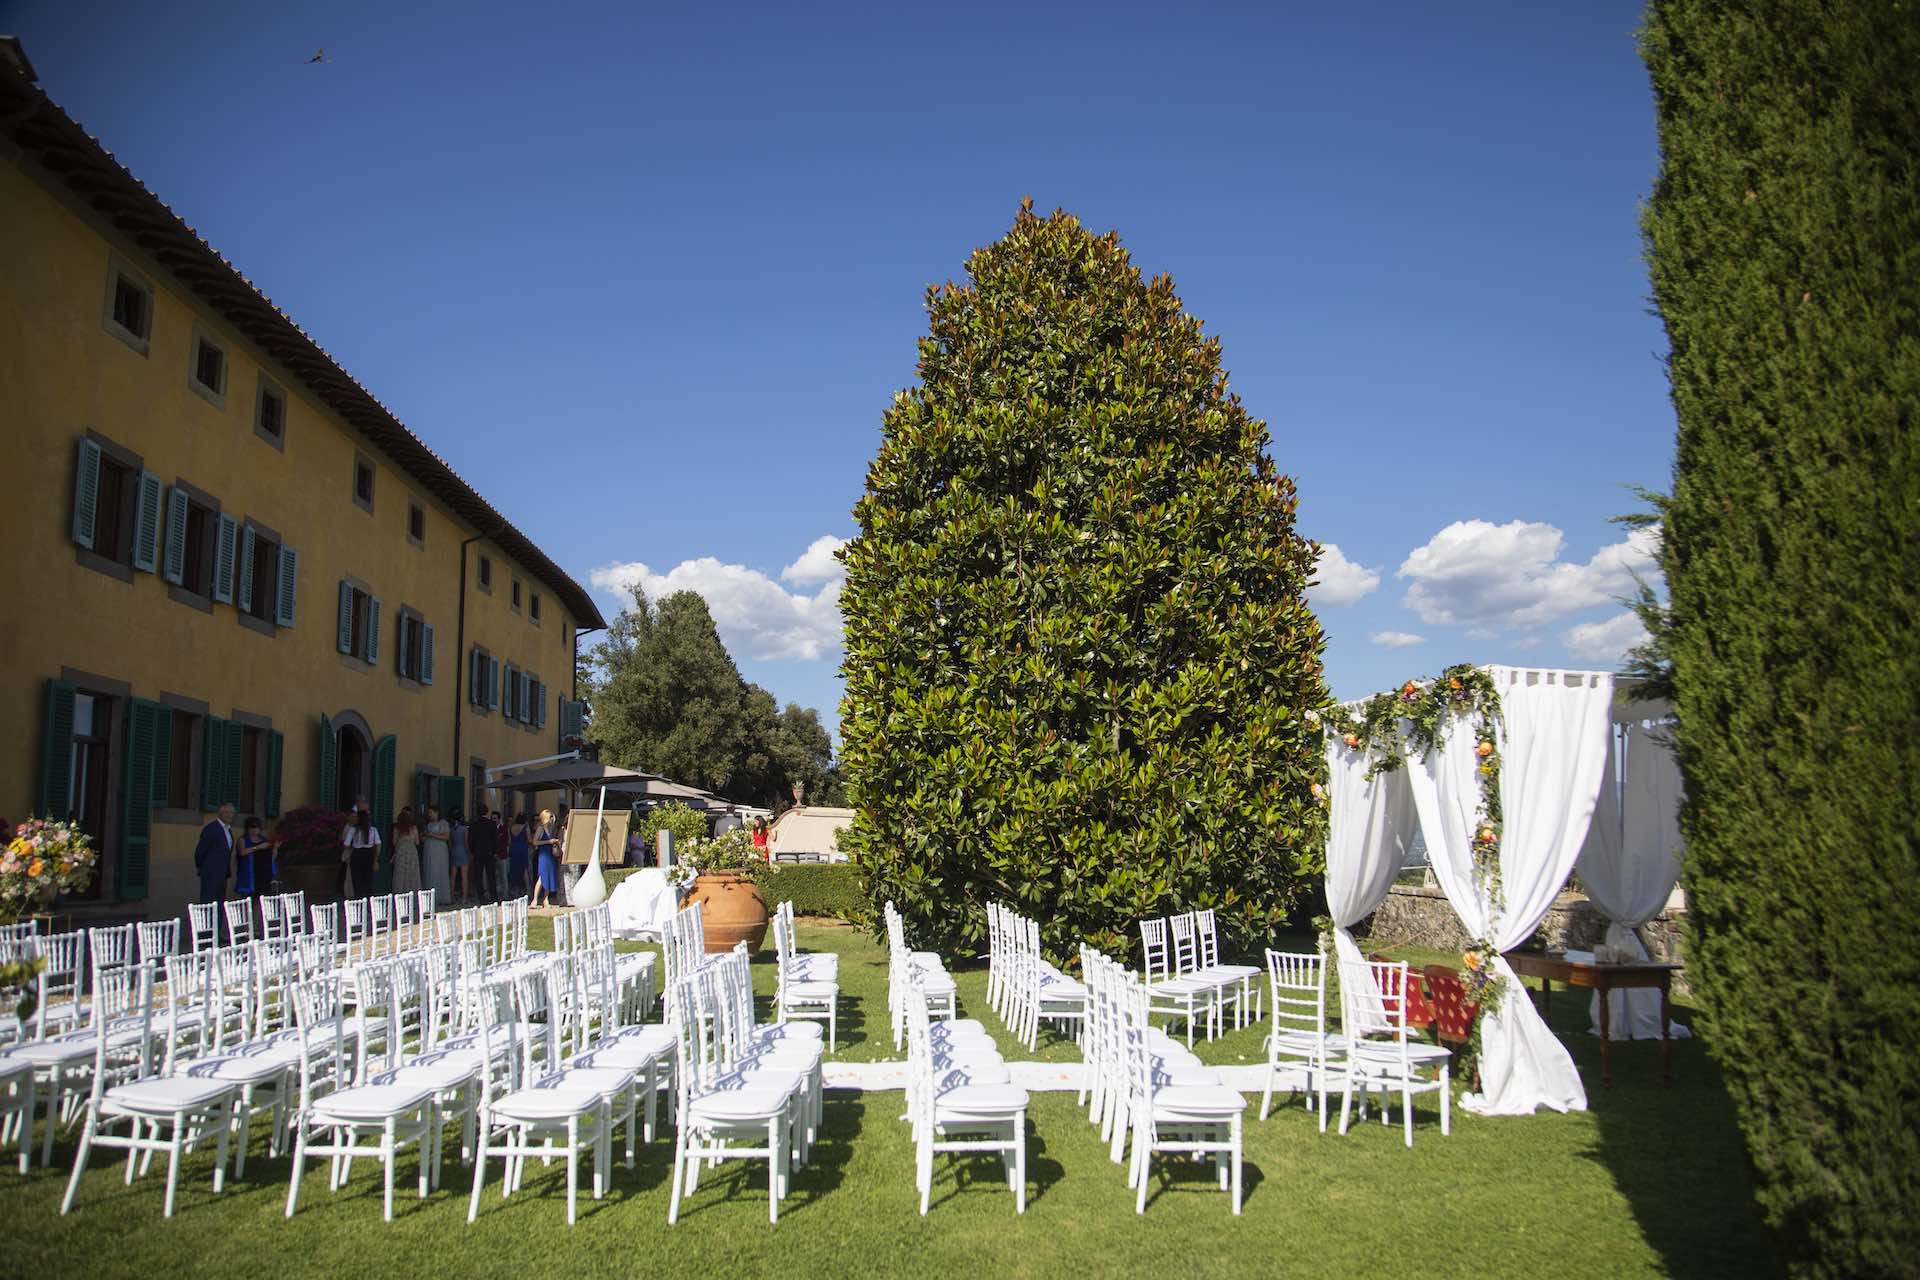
xmin=195 ymin=803 xmax=236 ymax=928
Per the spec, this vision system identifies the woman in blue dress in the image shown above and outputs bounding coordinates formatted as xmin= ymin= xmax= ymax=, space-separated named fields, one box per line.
xmin=507 ymin=814 xmax=531 ymax=897
xmin=530 ymin=807 xmax=561 ymax=907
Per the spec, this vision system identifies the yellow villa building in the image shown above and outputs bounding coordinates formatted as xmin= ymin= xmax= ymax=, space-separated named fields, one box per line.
xmin=0 ymin=42 xmax=605 ymax=923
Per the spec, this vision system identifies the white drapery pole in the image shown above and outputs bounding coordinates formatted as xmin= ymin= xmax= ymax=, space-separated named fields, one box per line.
xmin=1408 ymin=666 xmax=1615 ymax=1115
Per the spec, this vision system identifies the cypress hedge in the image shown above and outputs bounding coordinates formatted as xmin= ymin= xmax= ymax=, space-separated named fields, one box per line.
xmin=839 ymin=202 xmax=1328 ymax=963
xmin=1641 ymin=3 xmax=1919 ymax=1272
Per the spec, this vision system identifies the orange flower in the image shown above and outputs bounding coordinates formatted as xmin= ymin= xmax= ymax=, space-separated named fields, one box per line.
xmin=26 ymin=859 xmax=43 ymax=878
xmin=1476 ymin=741 xmax=1494 ymax=758
xmin=1463 ymin=951 xmax=1482 ymax=971
xmin=1343 ymin=733 xmax=1360 ymax=749
xmin=1449 ymin=677 xmax=1463 ymax=691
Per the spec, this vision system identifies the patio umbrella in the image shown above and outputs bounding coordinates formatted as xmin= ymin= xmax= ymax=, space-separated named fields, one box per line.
xmin=481 ymin=760 xmax=659 ymax=791
xmin=599 ymin=775 xmax=728 ymax=809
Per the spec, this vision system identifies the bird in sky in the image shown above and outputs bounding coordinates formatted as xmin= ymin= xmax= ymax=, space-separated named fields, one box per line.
xmin=306 ymin=48 xmax=326 ymax=64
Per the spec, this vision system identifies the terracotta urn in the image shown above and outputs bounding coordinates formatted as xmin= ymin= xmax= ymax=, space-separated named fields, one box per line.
xmin=685 ymin=871 xmax=768 ymax=953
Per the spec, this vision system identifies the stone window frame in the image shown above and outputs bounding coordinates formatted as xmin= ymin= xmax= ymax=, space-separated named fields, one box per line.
xmin=352 ymin=451 xmax=376 ymax=516
xmin=165 ymin=475 xmax=223 ymax=615
xmin=188 ymin=321 xmax=229 ymax=410
xmin=101 ymin=251 xmax=154 ymax=356
xmin=253 ymin=373 xmax=287 ymax=451
xmin=236 ymin=516 xmax=285 ymax=638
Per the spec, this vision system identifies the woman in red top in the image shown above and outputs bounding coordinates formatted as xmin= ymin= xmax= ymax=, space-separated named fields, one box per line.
xmin=751 ymin=816 xmax=770 ymax=861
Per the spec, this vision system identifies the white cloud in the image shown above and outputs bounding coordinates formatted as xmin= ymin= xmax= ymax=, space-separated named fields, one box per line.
xmin=1397 ymin=520 xmax=1660 ymax=629
xmin=1563 ymin=611 xmax=1650 ymax=663
xmin=588 ymin=540 xmax=845 ymax=662
xmin=1309 ymin=542 xmax=1382 ymax=607
xmin=1370 ymin=630 xmax=1426 ymax=649
xmin=780 ymin=535 xmax=847 ymax=587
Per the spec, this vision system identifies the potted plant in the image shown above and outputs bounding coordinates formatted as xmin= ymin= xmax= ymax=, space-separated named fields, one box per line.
xmin=272 ymin=806 xmax=353 ymax=905
xmin=669 ymin=827 xmax=774 ymax=953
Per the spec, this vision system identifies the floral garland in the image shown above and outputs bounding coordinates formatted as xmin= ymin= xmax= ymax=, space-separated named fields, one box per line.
xmin=1316 ymin=663 xmax=1507 ymax=1075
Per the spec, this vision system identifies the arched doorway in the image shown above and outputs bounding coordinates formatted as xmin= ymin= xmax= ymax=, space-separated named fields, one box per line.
xmin=331 ymin=710 xmax=374 ymax=812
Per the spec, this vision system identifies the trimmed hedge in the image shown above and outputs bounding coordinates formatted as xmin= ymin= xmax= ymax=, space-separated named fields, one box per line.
xmin=763 ymin=864 xmax=867 ymax=924
xmin=1642 ymin=3 xmax=1920 ymax=1273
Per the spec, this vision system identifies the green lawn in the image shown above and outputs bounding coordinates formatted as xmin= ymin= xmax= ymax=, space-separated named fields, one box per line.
xmin=1 ymin=921 xmax=1777 ymax=1279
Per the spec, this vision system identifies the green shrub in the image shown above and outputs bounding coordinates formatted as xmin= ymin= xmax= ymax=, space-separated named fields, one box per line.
xmin=1641 ymin=3 xmax=1920 ymax=1272
xmin=763 ymin=864 xmax=868 ymax=924
xmin=839 ymin=202 xmax=1327 ymax=963
xmin=636 ymin=803 xmax=709 ymax=858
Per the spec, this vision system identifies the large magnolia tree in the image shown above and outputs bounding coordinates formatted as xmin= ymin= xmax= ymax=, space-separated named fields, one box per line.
xmin=839 ymin=202 xmax=1327 ymax=960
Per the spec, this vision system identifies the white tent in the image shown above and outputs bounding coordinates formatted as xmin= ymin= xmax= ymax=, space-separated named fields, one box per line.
xmin=1323 ymin=665 xmax=1687 ymax=1116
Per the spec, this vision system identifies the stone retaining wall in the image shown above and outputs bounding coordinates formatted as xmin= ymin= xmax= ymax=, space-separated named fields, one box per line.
xmin=1361 ymin=882 xmax=1690 ymax=995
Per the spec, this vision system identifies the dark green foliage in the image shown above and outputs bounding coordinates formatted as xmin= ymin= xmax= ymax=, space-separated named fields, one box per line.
xmin=584 ymin=587 xmax=843 ymax=810
xmin=1641 ymin=3 xmax=1920 ymax=1272
xmin=839 ymin=202 xmax=1328 ymax=963
xmin=763 ymin=864 xmax=869 ymax=925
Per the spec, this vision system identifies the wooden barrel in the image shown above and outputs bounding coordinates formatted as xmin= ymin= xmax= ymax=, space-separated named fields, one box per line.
xmin=685 ymin=871 xmax=769 ymax=953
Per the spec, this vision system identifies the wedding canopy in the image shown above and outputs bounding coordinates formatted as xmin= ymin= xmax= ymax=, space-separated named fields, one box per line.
xmin=1325 ymin=664 xmax=1670 ymax=1116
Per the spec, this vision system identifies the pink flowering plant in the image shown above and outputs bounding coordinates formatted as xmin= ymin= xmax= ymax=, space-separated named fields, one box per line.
xmin=0 ymin=817 xmax=97 ymax=920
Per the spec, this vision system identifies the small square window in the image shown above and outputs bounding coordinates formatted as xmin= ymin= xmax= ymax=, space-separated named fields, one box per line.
xmin=103 ymin=257 xmax=153 ymax=354
xmin=255 ymin=378 xmax=286 ymax=445
xmin=530 ymin=592 xmax=542 ymax=623
xmin=354 ymin=458 xmax=375 ymax=511
xmin=408 ymin=502 xmax=425 ymax=545
xmin=511 ymin=579 xmax=522 ymax=611
xmin=477 ymin=555 xmax=493 ymax=590
xmin=192 ymin=335 xmax=226 ymax=400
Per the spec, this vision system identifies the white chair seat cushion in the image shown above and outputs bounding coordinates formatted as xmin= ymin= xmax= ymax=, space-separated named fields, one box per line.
xmin=1148 ymin=977 xmax=1214 ymax=998
xmin=186 ymin=1045 xmax=302 ymax=1084
xmin=373 ymin=1056 xmax=481 ymax=1091
xmin=1152 ymin=1061 xmax=1225 ymax=1087
xmin=740 ymin=1042 xmax=823 ymax=1072
xmin=314 ymin=1083 xmax=437 ymax=1120
xmin=711 ymin=1066 xmax=805 ymax=1098
xmin=605 ymin=1025 xmax=677 ymax=1054
xmin=1349 ymin=1040 xmax=1452 ymax=1066
xmin=933 ymin=1049 xmax=1009 ymax=1077
xmin=914 ymin=972 xmax=958 ymax=996
xmin=494 ymin=1068 xmax=636 ymax=1119
xmin=933 ymin=1081 xmax=1028 ymax=1114
xmin=0 ymin=1056 xmax=32 ymax=1081
xmin=1151 ymin=1083 xmax=1248 ymax=1115
xmin=1207 ymin=963 xmax=1261 ymax=980
xmin=573 ymin=1041 xmax=668 ymax=1073
xmin=783 ymin=980 xmax=839 ymax=1000
xmin=687 ymin=1087 xmax=792 ymax=1122
xmin=749 ymin=1023 xmax=823 ymax=1045
xmin=927 ymin=1025 xmax=997 ymax=1049
xmin=785 ymin=956 xmax=838 ymax=980
xmin=104 ymin=1076 xmax=235 ymax=1113
xmin=5 ymin=1036 xmax=98 ymax=1067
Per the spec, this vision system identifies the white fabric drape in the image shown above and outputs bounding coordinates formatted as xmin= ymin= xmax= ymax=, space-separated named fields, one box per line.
xmin=609 ymin=867 xmax=681 ymax=940
xmin=1323 ymin=739 xmax=1419 ymax=1027
xmin=1409 ymin=668 xmax=1615 ymax=1115
xmin=1575 ymin=709 xmax=1691 ymax=1039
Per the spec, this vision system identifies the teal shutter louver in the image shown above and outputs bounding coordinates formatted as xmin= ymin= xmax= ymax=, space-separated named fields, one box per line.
xmin=276 ymin=547 xmax=298 ymax=626
xmin=235 ymin=525 xmax=256 ymax=613
xmin=162 ymin=486 xmax=188 ymax=584
xmin=337 ymin=581 xmax=355 ymax=654
xmin=71 ymin=439 xmax=101 ymax=550
xmin=365 ymin=597 xmax=381 ymax=664
xmin=420 ymin=623 xmax=435 ymax=685
xmin=211 ymin=513 xmax=238 ymax=604
xmin=131 ymin=470 xmax=163 ymax=573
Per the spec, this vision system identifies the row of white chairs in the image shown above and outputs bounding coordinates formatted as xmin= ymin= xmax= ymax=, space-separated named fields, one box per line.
xmin=553 ymin=905 xmax=657 ymax=1029
xmin=985 ymin=903 xmax=1086 ymax=1049
xmin=770 ymin=901 xmax=839 ymax=1048
xmin=1138 ymin=911 xmax=1262 ymax=1044
xmin=666 ymin=937 xmax=826 ymax=1224
xmin=1080 ymin=947 xmax=1247 ymax=1213
xmin=884 ymin=904 xmax=960 ymax=1050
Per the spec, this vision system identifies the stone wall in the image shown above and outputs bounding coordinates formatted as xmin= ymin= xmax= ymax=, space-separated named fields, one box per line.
xmin=1361 ymin=882 xmax=1690 ymax=994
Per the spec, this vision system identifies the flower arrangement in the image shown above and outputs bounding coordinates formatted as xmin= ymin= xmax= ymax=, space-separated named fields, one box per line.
xmin=666 ymin=827 xmax=775 ymax=891
xmin=0 ymin=818 xmax=96 ymax=920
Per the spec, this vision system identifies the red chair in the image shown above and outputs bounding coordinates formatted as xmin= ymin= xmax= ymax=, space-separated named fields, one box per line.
xmin=1424 ymin=965 xmax=1481 ymax=1048
xmin=1371 ymin=954 xmax=1436 ymax=1035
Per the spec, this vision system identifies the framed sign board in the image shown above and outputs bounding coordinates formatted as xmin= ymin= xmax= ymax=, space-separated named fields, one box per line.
xmin=561 ymin=809 xmax=630 ymax=866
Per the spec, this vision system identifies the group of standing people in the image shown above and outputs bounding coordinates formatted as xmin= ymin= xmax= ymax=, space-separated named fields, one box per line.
xmin=342 ymin=801 xmax=562 ymax=906
xmin=193 ymin=802 xmax=283 ymax=907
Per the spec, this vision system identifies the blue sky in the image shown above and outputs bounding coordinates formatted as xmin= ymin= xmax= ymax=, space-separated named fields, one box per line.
xmin=10 ymin=1 xmax=1672 ymax=734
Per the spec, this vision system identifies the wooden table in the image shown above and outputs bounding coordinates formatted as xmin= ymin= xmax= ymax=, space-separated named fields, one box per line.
xmin=1502 ymin=951 xmax=1685 ymax=1087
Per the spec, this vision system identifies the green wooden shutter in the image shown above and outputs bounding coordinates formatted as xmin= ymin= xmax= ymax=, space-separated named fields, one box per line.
xmin=488 ymin=658 xmax=500 ymax=709
xmin=337 ymin=582 xmax=355 ymax=654
xmin=131 ymin=470 xmax=163 ymax=573
xmin=150 ymin=705 xmax=173 ymax=808
xmin=535 ymin=680 xmax=546 ymax=729
xmin=118 ymin=698 xmax=159 ymax=900
xmin=265 ymin=729 xmax=283 ymax=817
xmin=437 ymin=775 xmax=464 ymax=819
xmin=235 ymin=525 xmax=256 ymax=613
xmin=469 ymin=648 xmax=482 ymax=706
xmin=395 ymin=615 xmax=411 ymax=678
xmin=72 ymin=439 xmax=102 ymax=550
xmin=371 ymin=734 xmax=396 ymax=892
xmin=503 ymin=665 xmax=518 ymax=721
xmin=520 ymin=674 xmax=532 ymax=723
xmin=316 ymin=713 xmax=336 ymax=810
xmin=223 ymin=720 xmax=244 ymax=808
xmin=366 ymin=597 xmax=381 ymax=665
xmin=201 ymin=715 xmax=227 ymax=810
xmin=211 ymin=513 xmax=238 ymax=604
xmin=420 ymin=623 xmax=435 ymax=685
xmin=162 ymin=486 xmax=189 ymax=584
xmin=38 ymin=679 xmax=77 ymax=819
xmin=276 ymin=546 xmax=298 ymax=627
